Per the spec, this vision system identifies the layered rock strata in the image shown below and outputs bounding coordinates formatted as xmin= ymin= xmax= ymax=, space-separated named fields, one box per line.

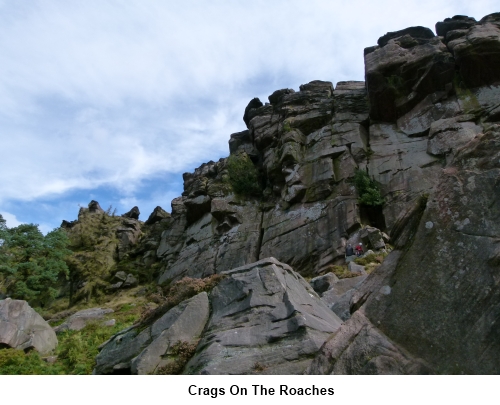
xmin=185 ymin=258 xmax=342 ymax=374
xmin=95 ymin=258 xmax=342 ymax=374
xmin=308 ymin=125 xmax=500 ymax=374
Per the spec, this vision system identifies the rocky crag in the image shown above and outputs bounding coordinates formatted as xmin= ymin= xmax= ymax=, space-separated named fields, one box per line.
xmin=3 ymin=12 xmax=498 ymax=375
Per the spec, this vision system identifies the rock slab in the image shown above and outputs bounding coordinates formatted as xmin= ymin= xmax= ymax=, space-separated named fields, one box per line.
xmin=184 ymin=257 xmax=343 ymax=374
xmin=0 ymin=298 xmax=57 ymax=355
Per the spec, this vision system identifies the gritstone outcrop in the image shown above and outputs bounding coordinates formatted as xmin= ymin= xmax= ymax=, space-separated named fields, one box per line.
xmin=91 ymin=12 xmax=500 ymax=374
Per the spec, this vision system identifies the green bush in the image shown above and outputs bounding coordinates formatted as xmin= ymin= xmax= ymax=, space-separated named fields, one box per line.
xmin=282 ymin=120 xmax=292 ymax=133
xmin=0 ymin=223 xmax=71 ymax=307
xmin=226 ymin=153 xmax=261 ymax=196
xmin=0 ymin=315 xmax=138 ymax=375
xmin=329 ymin=265 xmax=359 ymax=279
xmin=0 ymin=349 xmax=64 ymax=375
xmin=354 ymin=169 xmax=384 ymax=206
xmin=354 ymin=252 xmax=386 ymax=266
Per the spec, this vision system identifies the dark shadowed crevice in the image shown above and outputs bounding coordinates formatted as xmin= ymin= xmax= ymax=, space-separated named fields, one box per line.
xmin=359 ymin=204 xmax=387 ymax=231
xmin=255 ymin=211 xmax=265 ymax=262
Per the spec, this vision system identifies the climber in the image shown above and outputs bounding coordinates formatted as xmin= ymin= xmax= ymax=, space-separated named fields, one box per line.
xmin=345 ymin=244 xmax=354 ymax=258
xmin=355 ymin=243 xmax=363 ymax=257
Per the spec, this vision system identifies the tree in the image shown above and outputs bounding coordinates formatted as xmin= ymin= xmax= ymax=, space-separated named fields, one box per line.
xmin=354 ymin=169 xmax=385 ymax=206
xmin=226 ymin=153 xmax=261 ymax=196
xmin=0 ymin=214 xmax=6 ymax=231
xmin=0 ymin=223 xmax=71 ymax=306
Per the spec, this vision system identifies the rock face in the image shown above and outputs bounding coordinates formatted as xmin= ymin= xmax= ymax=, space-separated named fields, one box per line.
xmin=94 ymin=292 xmax=210 ymax=374
xmin=95 ymin=258 xmax=341 ymax=375
xmin=122 ymin=206 xmax=140 ymax=220
xmin=0 ymin=299 xmax=57 ymax=355
xmin=308 ymin=125 xmax=500 ymax=374
xmin=156 ymin=80 xmax=366 ymax=283
xmin=83 ymin=11 xmax=500 ymax=375
xmin=185 ymin=258 xmax=342 ymax=374
xmin=145 ymin=206 xmax=170 ymax=225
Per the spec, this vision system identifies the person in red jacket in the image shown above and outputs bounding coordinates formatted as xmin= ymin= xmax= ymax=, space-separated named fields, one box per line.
xmin=355 ymin=243 xmax=363 ymax=257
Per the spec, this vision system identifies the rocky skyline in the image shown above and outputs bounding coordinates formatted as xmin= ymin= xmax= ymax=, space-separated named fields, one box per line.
xmin=0 ymin=1 xmax=497 ymax=233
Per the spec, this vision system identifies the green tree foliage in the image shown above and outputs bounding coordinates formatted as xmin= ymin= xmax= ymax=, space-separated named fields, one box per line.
xmin=0 ymin=223 xmax=71 ymax=306
xmin=226 ymin=153 xmax=261 ymax=196
xmin=354 ymin=169 xmax=385 ymax=206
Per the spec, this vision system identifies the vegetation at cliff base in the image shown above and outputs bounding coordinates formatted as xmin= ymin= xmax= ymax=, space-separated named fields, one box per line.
xmin=0 ymin=218 xmax=71 ymax=307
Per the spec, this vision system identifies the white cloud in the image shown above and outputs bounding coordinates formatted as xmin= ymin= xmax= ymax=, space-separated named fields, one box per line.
xmin=0 ymin=0 xmax=497 ymax=227
xmin=1 ymin=212 xmax=21 ymax=228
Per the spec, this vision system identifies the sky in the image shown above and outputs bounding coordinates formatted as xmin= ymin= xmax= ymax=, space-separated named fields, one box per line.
xmin=0 ymin=0 xmax=497 ymax=233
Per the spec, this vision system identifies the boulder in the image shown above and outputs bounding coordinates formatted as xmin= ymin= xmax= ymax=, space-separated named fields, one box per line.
xmin=145 ymin=206 xmax=171 ymax=225
xmin=360 ymin=227 xmax=386 ymax=250
xmin=310 ymin=273 xmax=339 ymax=295
xmin=122 ymin=206 xmax=140 ymax=220
xmin=365 ymin=27 xmax=455 ymax=122
xmin=94 ymin=292 xmax=209 ymax=374
xmin=377 ymin=26 xmax=435 ymax=47
xmin=435 ymin=15 xmax=476 ymax=37
xmin=54 ymin=308 xmax=114 ymax=333
xmin=88 ymin=200 xmax=104 ymax=213
xmin=0 ymin=299 xmax=57 ymax=354
xmin=243 ymin=97 xmax=264 ymax=126
xmin=114 ymin=271 xmax=127 ymax=281
xmin=348 ymin=262 xmax=367 ymax=275
xmin=443 ymin=13 xmax=500 ymax=88
xmin=122 ymin=274 xmax=138 ymax=288
xmin=184 ymin=258 xmax=343 ymax=374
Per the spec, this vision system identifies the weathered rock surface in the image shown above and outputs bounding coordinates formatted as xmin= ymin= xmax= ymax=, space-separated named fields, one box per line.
xmin=122 ymin=206 xmax=140 ymax=220
xmin=320 ymin=275 xmax=368 ymax=321
xmin=309 ymin=125 xmax=500 ymax=374
xmin=441 ymin=13 xmax=500 ymax=88
xmin=184 ymin=258 xmax=343 ymax=374
xmin=0 ymin=299 xmax=57 ymax=355
xmin=94 ymin=292 xmax=209 ymax=374
xmin=74 ymin=11 xmax=500 ymax=375
xmin=145 ymin=206 xmax=170 ymax=225
xmin=54 ymin=307 xmax=114 ymax=333
xmin=310 ymin=272 xmax=339 ymax=295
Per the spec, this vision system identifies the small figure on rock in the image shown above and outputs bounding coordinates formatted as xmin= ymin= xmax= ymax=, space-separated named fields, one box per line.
xmin=345 ymin=244 xmax=354 ymax=258
xmin=355 ymin=243 xmax=363 ymax=257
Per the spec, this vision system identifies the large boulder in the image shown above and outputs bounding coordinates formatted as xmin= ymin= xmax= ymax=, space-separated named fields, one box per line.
xmin=184 ymin=258 xmax=343 ymax=374
xmin=0 ymin=299 xmax=57 ymax=355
